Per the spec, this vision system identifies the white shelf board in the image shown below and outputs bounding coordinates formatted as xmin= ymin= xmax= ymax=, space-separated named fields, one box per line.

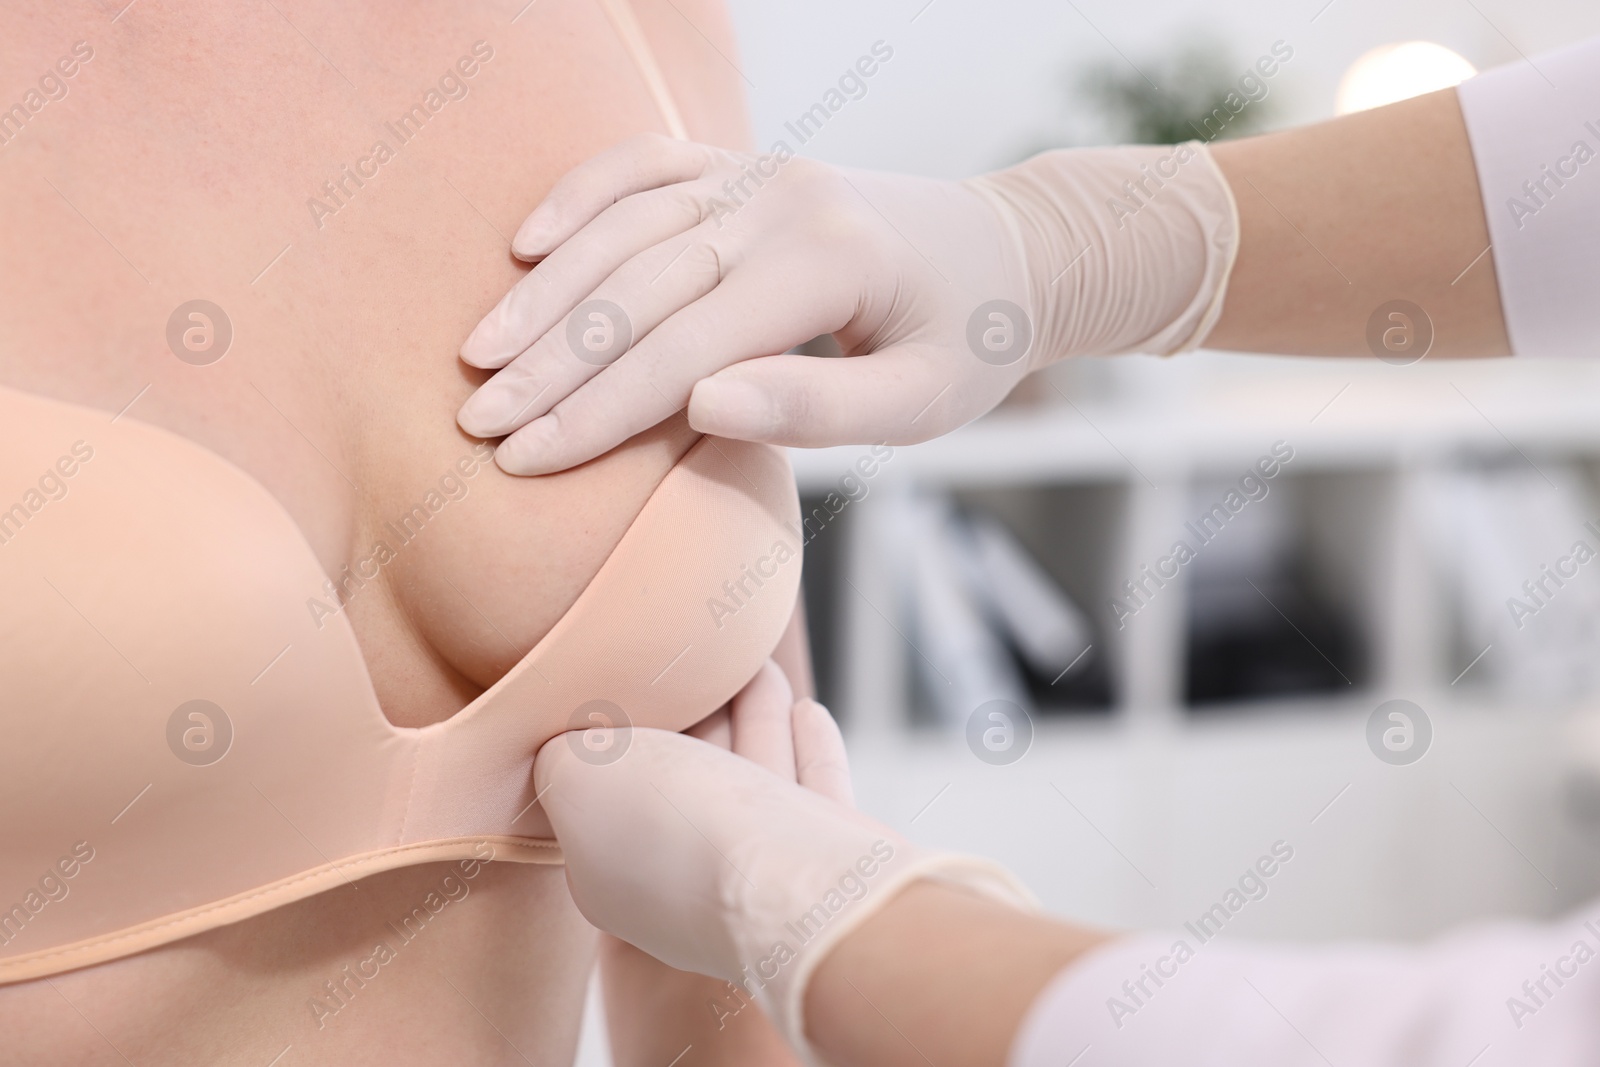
xmin=789 ymin=355 xmax=1600 ymax=491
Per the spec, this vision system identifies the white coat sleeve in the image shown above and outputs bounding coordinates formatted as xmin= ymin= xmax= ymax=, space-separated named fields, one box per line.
xmin=1457 ymin=36 xmax=1600 ymax=357
xmin=1007 ymin=900 xmax=1600 ymax=1067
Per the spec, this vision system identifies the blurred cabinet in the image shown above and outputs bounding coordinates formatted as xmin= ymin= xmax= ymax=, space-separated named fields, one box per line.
xmin=793 ymin=355 xmax=1600 ymax=731
xmin=788 ymin=354 xmax=1600 ymax=934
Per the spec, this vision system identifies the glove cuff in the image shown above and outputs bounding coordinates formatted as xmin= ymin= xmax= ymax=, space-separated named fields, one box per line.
xmin=768 ymin=852 xmax=1038 ymax=1067
xmin=963 ymin=141 xmax=1240 ymax=364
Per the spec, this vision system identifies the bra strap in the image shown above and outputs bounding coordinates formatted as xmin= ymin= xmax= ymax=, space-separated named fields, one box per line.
xmin=596 ymin=0 xmax=691 ymax=140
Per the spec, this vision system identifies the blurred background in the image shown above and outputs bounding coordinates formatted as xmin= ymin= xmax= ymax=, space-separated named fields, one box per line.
xmin=582 ymin=0 xmax=1600 ymax=1058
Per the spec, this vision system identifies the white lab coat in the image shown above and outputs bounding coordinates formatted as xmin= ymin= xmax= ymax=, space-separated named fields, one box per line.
xmin=1011 ymin=35 xmax=1600 ymax=1065
xmin=1009 ymin=902 xmax=1600 ymax=1066
xmin=1457 ymin=36 xmax=1600 ymax=358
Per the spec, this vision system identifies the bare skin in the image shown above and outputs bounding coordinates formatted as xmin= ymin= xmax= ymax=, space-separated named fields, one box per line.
xmin=1207 ymin=87 xmax=1510 ymax=357
xmin=0 ymin=1 xmax=799 ymax=1064
xmin=599 ymin=938 xmax=799 ymax=1065
xmin=806 ymin=881 xmax=1108 ymax=1067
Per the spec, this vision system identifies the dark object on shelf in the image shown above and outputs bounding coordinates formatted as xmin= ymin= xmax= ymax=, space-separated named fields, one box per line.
xmin=1014 ymin=629 xmax=1114 ymax=714
xmin=949 ymin=505 xmax=1112 ymax=716
xmin=1185 ymin=570 xmax=1363 ymax=707
xmin=799 ymin=493 xmax=848 ymax=717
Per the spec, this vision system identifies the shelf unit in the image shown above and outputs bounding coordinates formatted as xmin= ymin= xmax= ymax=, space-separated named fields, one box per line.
xmin=792 ymin=353 xmax=1600 ymax=733
xmin=787 ymin=353 xmax=1600 ymax=935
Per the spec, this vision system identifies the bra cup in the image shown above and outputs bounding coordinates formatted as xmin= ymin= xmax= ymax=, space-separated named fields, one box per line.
xmin=401 ymin=437 xmax=804 ymax=843
xmin=0 ymin=388 xmax=400 ymax=958
xmin=0 ymin=386 xmax=802 ymax=979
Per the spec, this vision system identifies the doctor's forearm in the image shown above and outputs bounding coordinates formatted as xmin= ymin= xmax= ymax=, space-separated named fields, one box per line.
xmin=1205 ymin=87 xmax=1510 ymax=358
xmin=803 ymin=880 xmax=1109 ymax=1067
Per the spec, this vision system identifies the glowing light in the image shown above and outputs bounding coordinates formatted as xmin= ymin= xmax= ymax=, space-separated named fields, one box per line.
xmin=1335 ymin=42 xmax=1476 ymax=116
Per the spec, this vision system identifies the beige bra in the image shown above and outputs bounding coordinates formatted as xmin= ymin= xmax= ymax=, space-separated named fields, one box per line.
xmin=0 ymin=384 xmax=800 ymax=983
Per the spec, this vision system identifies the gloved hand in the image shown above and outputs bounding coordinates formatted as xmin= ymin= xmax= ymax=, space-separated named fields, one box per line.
xmin=534 ymin=660 xmax=1033 ymax=1063
xmin=458 ymin=134 xmax=1238 ymax=474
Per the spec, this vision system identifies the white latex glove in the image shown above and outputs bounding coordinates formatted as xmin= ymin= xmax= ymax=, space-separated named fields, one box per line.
xmin=534 ymin=660 xmax=1033 ymax=1063
xmin=457 ymin=134 xmax=1238 ymax=474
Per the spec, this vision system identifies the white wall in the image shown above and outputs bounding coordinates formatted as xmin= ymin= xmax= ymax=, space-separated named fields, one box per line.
xmin=726 ymin=0 xmax=1600 ymax=177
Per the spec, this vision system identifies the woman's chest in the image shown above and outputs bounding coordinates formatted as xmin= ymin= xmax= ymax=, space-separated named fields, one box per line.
xmin=0 ymin=0 xmax=730 ymax=724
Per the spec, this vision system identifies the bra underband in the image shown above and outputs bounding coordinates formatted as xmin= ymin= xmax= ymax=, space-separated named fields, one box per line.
xmin=0 ymin=384 xmax=800 ymax=983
